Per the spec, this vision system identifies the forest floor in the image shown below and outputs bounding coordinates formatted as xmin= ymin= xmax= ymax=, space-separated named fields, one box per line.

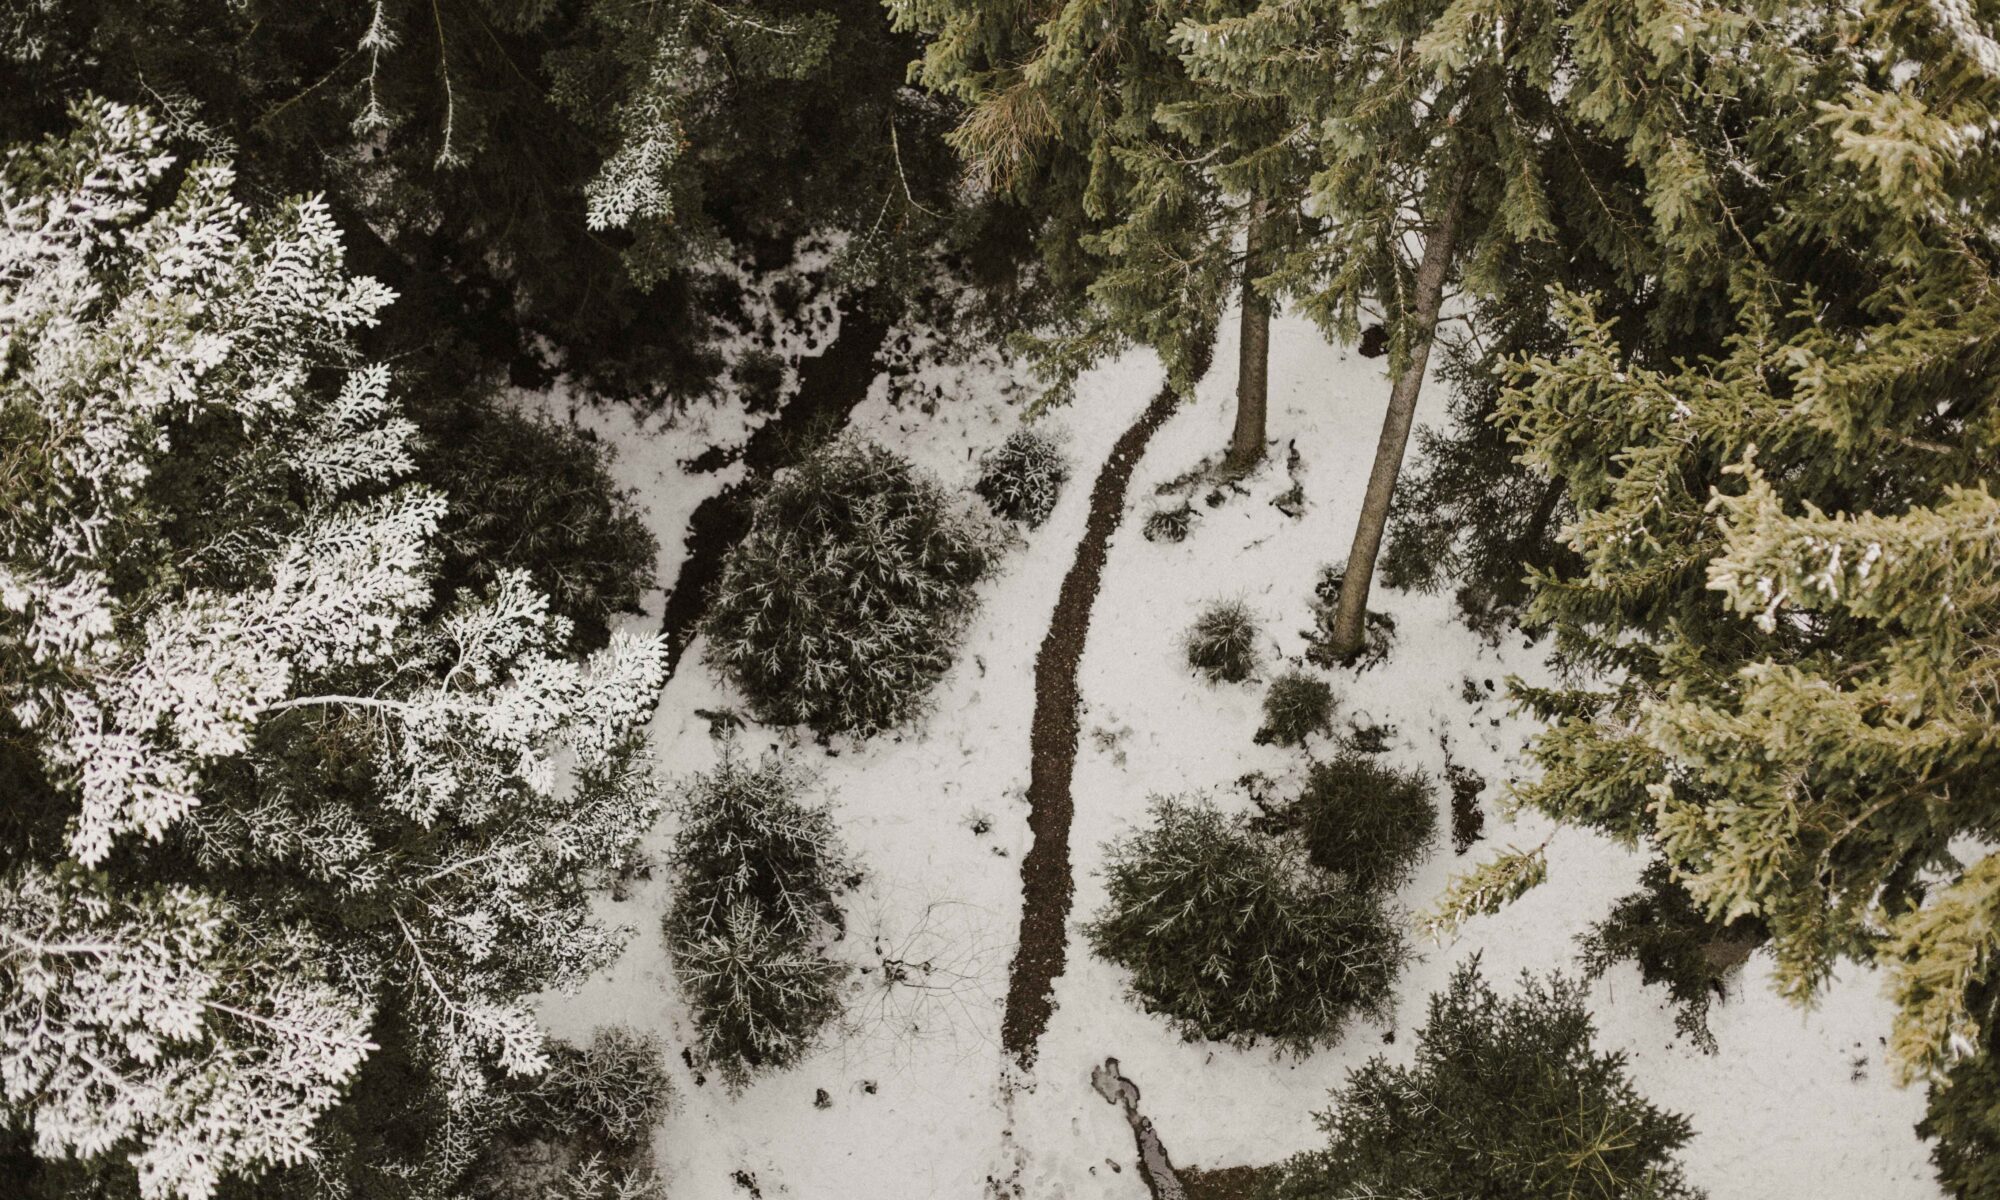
xmin=527 ymin=264 xmax=1943 ymax=1200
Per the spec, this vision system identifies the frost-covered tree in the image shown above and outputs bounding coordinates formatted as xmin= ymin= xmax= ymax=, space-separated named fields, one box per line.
xmin=0 ymin=101 xmax=666 ymax=1199
xmin=0 ymin=0 xmax=962 ymax=394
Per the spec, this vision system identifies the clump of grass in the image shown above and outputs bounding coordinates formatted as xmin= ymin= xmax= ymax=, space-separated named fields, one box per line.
xmin=1184 ymin=600 xmax=1261 ymax=683
xmin=1143 ymin=502 xmax=1196 ymax=543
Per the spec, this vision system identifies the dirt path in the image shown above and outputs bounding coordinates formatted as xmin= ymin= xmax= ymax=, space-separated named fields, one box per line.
xmin=1001 ymin=385 xmax=1179 ymax=1067
xmin=657 ymin=304 xmax=891 ymax=678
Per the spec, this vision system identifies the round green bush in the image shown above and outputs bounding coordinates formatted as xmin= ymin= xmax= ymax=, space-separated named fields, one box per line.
xmin=702 ymin=435 xmax=1000 ymax=734
xmin=1297 ymin=754 xmax=1437 ymax=891
xmin=1087 ymin=795 xmax=1406 ymax=1051
xmin=1184 ymin=599 xmax=1261 ymax=683
xmin=975 ymin=426 xmax=1070 ymax=528
xmin=1257 ymin=670 xmax=1336 ymax=745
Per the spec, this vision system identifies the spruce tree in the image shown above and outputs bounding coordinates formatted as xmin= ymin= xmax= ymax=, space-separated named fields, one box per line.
xmin=1263 ymin=963 xmax=1702 ymax=1200
xmin=1177 ymin=0 xmax=1654 ymax=660
xmin=1410 ymin=0 xmax=2000 ymax=1099
xmin=891 ymin=0 xmax=1310 ymax=469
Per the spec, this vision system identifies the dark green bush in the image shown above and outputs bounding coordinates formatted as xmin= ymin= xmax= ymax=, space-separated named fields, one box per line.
xmin=1296 ymin=754 xmax=1437 ymax=891
xmin=470 ymin=1026 xmax=674 ymax=1200
xmin=1577 ymin=859 xmax=1766 ymax=1054
xmin=665 ymin=752 xmax=854 ymax=1087
xmin=1087 ymin=796 xmax=1405 ymax=1052
xmin=702 ymin=435 xmax=999 ymax=734
xmin=424 ymin=401 xmax=656 ymax=652
xmin=1262 ymin=963 xmax=1702 ymax=1200
xmin=1185 ymin=600 xmax=1261 ymax=683
xmin=1256 ymin=670 xmax=1336 ymax=746
xmin=975 ymin=426 xmax=1070 ymax=528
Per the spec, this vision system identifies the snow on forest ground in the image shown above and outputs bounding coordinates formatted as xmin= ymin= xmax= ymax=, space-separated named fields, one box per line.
xmin=526 ymin=297 xmax=1941 ymax=1200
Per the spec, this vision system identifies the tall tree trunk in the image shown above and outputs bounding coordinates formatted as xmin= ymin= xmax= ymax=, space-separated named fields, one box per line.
xmin=1225 ymin=196 xmax=1271 ymax=475
xmin=1327 ymin=174 xmax=1468 ymax=660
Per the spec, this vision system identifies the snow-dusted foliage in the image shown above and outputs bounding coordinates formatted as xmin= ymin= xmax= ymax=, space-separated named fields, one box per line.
xmin=0 ymin=869 xmax=374 ymax=1200
xmin=701 ymin=434 xmax=1000 ymax=735
xmin=974 ymin=425 xmax=1070 ymax=528
xmin=665 ymin=750 xmax=854 ymax=1087
xmin=0 ymin=101 xmax=666 ymax=1198
xmin=1087 ymin=794 xmax=1406 ymax=1052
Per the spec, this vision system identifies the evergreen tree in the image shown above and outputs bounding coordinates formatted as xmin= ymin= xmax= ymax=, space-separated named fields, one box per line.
xmin=891 ymin=0 xmax=1311 ymax=470
xmin=0 ymin=103 xmax=667 ymax=1199
xmin=1178 ymin=0 xmax=1658 ymax=659
xmin=665 ymin=750 xmax=853 ymax=1088
xmin=1413 ymin=0 xmax=2000 ymax=1098
xmin=0 ymin=0 xmax=963 ymax=396
xmin=1262 ymin=962 xmax=1702 ymax=1200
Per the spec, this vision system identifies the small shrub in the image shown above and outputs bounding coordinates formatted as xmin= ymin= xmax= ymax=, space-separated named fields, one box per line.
xmin=975 ymin=426 xmax=1070 ymax=528
xmin=1256 ymin=671 xmax=1336 ymax=746
xmin=665 ymin=751 xmax=855 ymax=1086
xmin=1143 ymin=502 xmax=1195 ymax=543
xmin=1577 ymin=859 xmax=1766 ymax=1054
xmin=702 ymin=435 xmax=1000 ymax=734
xmin=1087 ymin=795 xmax=1406 ymax=1051
xmin=1184 ymin=600 xmax=1261 ymax=683
xmin=521 ymin=1027 xmax=675 ymax=1151
xmin=472 ymin=1026 xmax=674 ymax=1200
xmin=1263 ymin=963 xmax=1702 ymax=1200
xmin=731 ymin=348 xmax=788 ymax=413
xmin=1296 ymin=754 xmax=1437 ymax=892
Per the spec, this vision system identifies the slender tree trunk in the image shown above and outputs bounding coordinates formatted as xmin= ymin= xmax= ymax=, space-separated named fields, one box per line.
xmin=1225 ymin=196 xmax=1271 ymax=475
xmin=1327 ymin=174 xmax=1468 ymax=660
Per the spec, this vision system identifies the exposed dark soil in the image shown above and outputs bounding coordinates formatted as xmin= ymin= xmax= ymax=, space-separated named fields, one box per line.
xmin=1001 ymin=384 xmax=1179 ymax=1067
xmin=657 ymin=304 xmax=892 ymax=678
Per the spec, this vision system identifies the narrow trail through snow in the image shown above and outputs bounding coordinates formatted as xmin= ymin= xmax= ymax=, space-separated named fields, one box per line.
xmin=1001 ymin=383 xmax=1179 ymax=1067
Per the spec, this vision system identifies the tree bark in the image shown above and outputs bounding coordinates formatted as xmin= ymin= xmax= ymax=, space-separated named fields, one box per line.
xmin=1224 ymin=195 xmax=1271 ymax=475
xmin=1326 ymin=173 xmax=1468 ymax=660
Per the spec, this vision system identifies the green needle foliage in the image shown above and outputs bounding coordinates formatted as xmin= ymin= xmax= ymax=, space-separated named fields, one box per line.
xmin=1577 ymin=861 xmax=1768 ymax=1055
xmin=1479 ymin=1 xmax=2000 ymax=1088
xmin=1256 ymin=670 xmax=1336 ymax=746
xmin=975 ymin=425 xmax=1071 ymax=529
xmin=1295 ymin=754 xmax=1438 ymax=893
xmin=1087 ymin=795 xmax=1406 ymax=1053
xmin=1261 ymin=963 xmax=1702 ymax=1200
xmin=665 ymin=751 xmax=855 ymax=1088
xmin=702 ymin=434 xmax=1001 ymax=735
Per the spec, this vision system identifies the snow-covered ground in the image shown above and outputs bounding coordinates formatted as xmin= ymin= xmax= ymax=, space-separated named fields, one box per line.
xmin=530 ymin=302 xmax=1942 ymax=1200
